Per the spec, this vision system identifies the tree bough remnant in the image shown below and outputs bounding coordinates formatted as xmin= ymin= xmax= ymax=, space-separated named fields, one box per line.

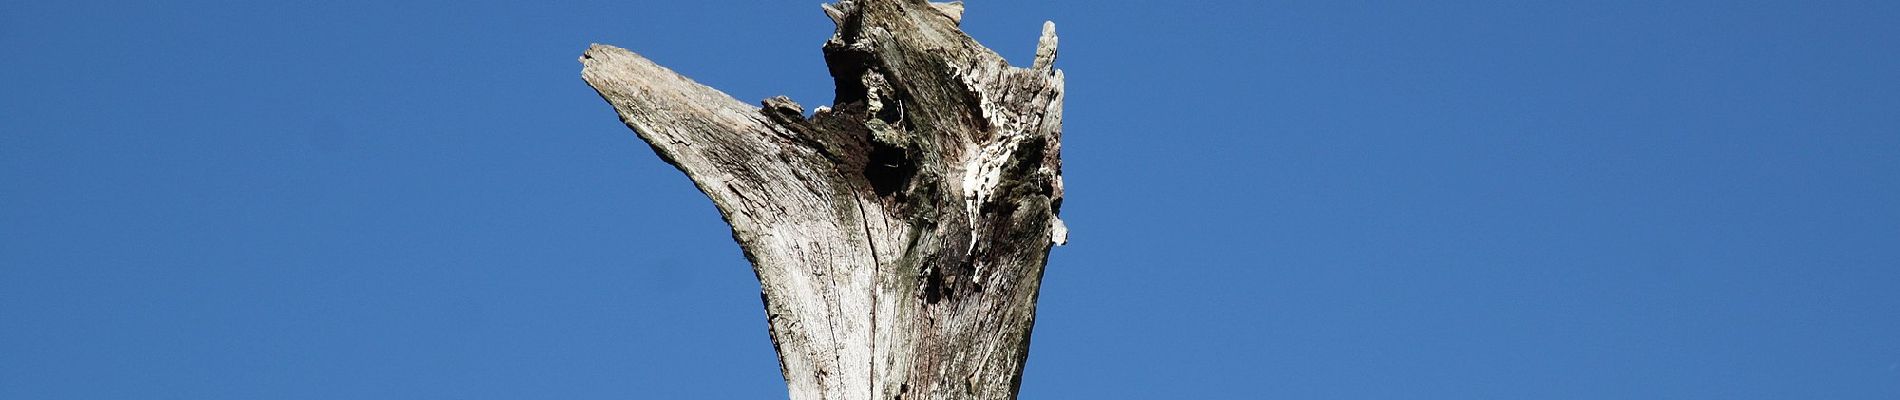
xmin=580 ymin=1 xmax=1064 ymax=399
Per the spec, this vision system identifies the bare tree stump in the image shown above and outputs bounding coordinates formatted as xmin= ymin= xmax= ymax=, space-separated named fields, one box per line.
xmin=580 ymin=1 xmax=1063 ymax=399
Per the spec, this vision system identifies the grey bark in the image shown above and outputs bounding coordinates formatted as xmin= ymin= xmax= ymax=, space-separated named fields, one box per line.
xmin=579 ymin=1 xmax=1063 ymax=399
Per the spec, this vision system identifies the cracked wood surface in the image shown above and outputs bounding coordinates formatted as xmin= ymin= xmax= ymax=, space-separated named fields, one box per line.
xmin=580 ymin=1 xmax=1063 ymax=399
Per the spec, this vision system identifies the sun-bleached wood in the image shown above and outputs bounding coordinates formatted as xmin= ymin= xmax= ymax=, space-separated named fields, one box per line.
xmin=580 ymin=1 xmax=1063 ymax=399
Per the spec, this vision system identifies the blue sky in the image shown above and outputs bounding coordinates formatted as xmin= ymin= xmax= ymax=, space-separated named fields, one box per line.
xmin=4 ymin=1 xmax=1899 ymax=398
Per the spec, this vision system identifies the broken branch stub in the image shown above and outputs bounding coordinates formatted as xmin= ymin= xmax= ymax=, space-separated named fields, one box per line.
xmin=580 ymin=1 xmax=1063 ymax=399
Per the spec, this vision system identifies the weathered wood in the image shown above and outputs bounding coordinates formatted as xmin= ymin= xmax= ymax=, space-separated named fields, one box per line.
xmin=580 ymin=1 xmax=1063 ymax=399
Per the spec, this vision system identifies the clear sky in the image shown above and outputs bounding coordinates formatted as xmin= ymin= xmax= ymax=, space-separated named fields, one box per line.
xmin=4 ymin=1 xmax=1898 ymax=398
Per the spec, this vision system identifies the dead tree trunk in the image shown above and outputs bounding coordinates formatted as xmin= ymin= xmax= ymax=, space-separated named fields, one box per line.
xmin=579 ymin=1 xmax=1063 ymax=399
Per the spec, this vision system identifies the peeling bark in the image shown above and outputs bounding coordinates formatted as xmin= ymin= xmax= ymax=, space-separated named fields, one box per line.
xmin=580 ymin=1 xmax=1063 ymax=399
